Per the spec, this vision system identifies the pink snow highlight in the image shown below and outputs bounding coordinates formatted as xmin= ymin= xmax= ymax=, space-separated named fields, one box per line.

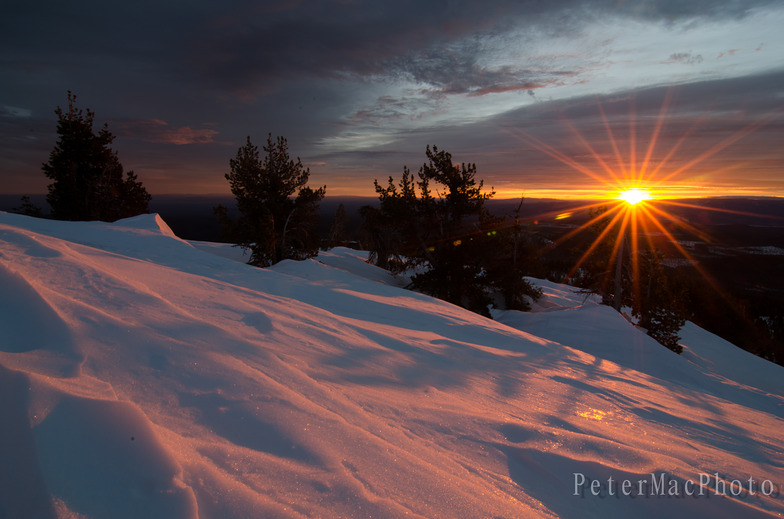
xmin=0 ymin=211 xmax=782 ymax=518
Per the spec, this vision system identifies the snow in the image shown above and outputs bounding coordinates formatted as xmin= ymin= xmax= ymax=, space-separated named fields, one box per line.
xmin=1 ymin=211 xmax=782 ymax=518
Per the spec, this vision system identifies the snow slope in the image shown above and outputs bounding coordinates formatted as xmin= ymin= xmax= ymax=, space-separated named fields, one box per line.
xmin=0 ymin=212 xmax=782 ymax=518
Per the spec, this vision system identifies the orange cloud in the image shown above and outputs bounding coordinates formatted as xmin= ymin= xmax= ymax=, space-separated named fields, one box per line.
xmin=116 ymin=119 xmax=219 ymax=145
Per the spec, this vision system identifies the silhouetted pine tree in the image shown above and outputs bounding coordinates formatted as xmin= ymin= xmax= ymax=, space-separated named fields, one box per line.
xmin=362 ymin=167 xmax=419 ymax=271
xmin=221 ymin=134 xmax=325 ymax=266
xmin=11 ymin=196 xmax=44 ymax=218
xmin=633 ymin=249 xmax=687 ymax=353
xmin=483 ymin=197 xmax=542 ymax=311
xmin=360 ymin=206 xmax=394 ymax=270
xmin=43 ymin=91 xmax=150 ymax=221
xmin=365 ymin=145 xmax=501 ymax=316
xmin=325 ymin=203 xmax=348 ymax=249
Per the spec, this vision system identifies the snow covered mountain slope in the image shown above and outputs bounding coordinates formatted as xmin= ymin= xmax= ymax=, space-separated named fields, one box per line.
xmin=0 ymin=212 xmax=782 ymax=518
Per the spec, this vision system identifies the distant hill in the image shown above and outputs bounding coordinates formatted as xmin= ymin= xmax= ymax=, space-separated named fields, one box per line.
xmin=3 ymin=195 xmax=783 ymax=242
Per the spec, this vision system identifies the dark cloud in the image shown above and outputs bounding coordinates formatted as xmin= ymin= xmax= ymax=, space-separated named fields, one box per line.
xmin=442 ymin=70 xmax=784 ymax=192
xmin=175 ymin=0 xmax=778 ymax=86
xmin=1 ymin=0 xmax=782 ymax=196
xmin=178 ymin=1 xmax=530 ymax=94
xmin=387 ymin=46 xmax=575 ymax=98
xmin=304 ymin=68 xmax=784 ymax=196
xmin=1 ymin=0 xmax=774 ymax=100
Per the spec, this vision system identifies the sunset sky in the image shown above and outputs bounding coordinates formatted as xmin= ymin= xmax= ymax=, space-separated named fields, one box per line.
xmin=2 ymin=0 xmax=783 ymax=199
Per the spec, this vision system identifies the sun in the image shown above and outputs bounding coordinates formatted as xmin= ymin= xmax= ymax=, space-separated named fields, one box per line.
xmin=617 ymin=189 xmax=651 ymax=206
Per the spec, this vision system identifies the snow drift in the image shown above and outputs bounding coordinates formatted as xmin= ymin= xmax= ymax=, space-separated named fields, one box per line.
xmin=0 ymin=211 xmax=782 ymax=518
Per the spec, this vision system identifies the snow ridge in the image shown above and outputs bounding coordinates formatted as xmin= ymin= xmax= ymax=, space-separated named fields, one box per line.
xmin=0 ymin=212 xmax=782 ymax=518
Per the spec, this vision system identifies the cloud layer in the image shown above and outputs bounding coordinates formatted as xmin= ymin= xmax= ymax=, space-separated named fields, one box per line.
xmin=1 ymin=0 xmax=783 ymax=197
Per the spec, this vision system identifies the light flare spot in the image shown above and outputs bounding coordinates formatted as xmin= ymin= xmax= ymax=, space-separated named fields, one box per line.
xmin=618 ymin=189 xmax=651 ymax=205
xmin=577 ymin=408 xmax=608 ymax=421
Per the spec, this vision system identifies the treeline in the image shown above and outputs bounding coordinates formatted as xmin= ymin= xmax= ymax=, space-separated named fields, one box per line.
xmin=15 ymin=92 xmax=708 ymax=356
xmin=358 ymin=145 xmax=541 ymax=316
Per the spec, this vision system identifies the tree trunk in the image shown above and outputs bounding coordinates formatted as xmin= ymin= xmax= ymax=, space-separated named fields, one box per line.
xmin=613 ymin=235 xmax=625 ymax=310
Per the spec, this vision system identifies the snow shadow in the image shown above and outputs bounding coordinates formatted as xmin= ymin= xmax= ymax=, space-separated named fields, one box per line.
xmin=178 ymin=391 xmax=320 ymax=464
xmin=319 ymin=323 xmax=540 ymax=390
xmin=241 ymin=311 xmax=273 ymax=334
xmin=33 ymin=394 xmax=197 ymax=519
xmin=0 ymin=262 xmax=80 ymax=370
xmin=0 ymin=228 xmax=62 ymax=258
xmin=0 ymin=366 xmax=57 ymax=519
xmin=630 ymin=405 xmax=777 ymax=466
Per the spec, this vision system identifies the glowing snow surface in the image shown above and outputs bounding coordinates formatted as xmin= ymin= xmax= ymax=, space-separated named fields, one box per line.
xmin=0 ymin=212 xmax=782 ymax=518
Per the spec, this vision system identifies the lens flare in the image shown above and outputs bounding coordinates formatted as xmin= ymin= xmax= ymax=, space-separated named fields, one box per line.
xmin=494 ymin=90 xmax=784 ymax=357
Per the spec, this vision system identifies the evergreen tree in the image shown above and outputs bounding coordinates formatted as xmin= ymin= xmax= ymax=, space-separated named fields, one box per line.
xmin=483 ymin=197 xmax=542 ymax=311
xmin=411 ymin=146 xmax=494 ymax=314
xmin=43 ymin=91 xmax=150 ymax=221
xmin=365 ymin=145 xmax=499 ymax=316
xmin=363 ymin=146 xmax=543 ymax=316
xmin=212 ymin=203 xmax=238 ymax=243
xmin=359 ymin=205 xmax=396 ymax=271
xmin=326 ymin=203 xmax=348 ymax=249
xmin=222 ymin=134 xmax=325 ymax=266
xmin=11 ymin=196 xmax=44 ymax=218
xmin=362 ymin=167 xmax=419 ymax=271
xmin=633 ymin=249 xmax=687 ymax=353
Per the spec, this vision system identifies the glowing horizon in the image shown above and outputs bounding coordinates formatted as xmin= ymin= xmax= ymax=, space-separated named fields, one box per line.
xmin=482 ymin=90 xmax=784 ymax=328
xmin=485 ymin=184 xmax=784 ymax=202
